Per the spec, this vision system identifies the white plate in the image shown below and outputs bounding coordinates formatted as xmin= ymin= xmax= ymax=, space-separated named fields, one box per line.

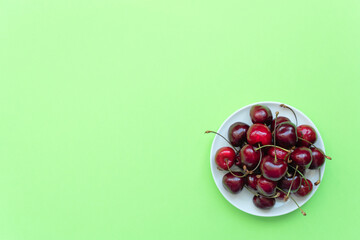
xmin=210 ymin=101 xmax=326 ymax=217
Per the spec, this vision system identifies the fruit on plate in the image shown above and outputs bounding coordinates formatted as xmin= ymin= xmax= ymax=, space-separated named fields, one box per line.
xmin=206 ymin=103 xmax=332 ymax=216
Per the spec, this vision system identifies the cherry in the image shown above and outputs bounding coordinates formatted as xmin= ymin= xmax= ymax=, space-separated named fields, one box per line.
xmin=240 ymin=144 xmax=261 ymax=170
xmin=253 ymin=195 xmax=275 ymax=209
xmin=256 ymin=176 xmax=277 ymax=196
xmin=246 ymin=174 xmax=258 ymax=191
xmin=250 ymin=104 xmax=273 ymax=125
xmin=222 ymin=172 xmax=245 ymax=193
xmin=228 ymin=122 xmax=250 ymax=147
xmin=271 ymin=116 xmax=290 ymax=131
xmin=288 ymin=162 xmax=306 ymax=175
xmin=291 ymin=147 xmax=313 ymax=168
xmin=247 ymin=124 xmax=272 ymax=146
xmin=278 ymin=175 xmax=301 ymax=193
xmin=295 ymin=178 xmax=313 ymax=197
xmin=276 ymin=190 xmax=289 ymax=201
xmin=215 ymin=147 xmax=235 ymax=170
xmin=297 ymin=125 xmax=317 ymax=147
xmin=275 ymin=122 xmax=298 ymax=148
xmin=267 ymin=146 xmax=290 ymax=161
xmin=260 ymin=155 xmax=288 ymax=181
xmin=309 ymin=147 xmax=325 ymax=169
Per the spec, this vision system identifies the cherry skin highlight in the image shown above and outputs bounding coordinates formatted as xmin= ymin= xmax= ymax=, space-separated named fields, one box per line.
xmin=240 ymin=144 xmax=261 ymax=170
xmin=260 ymin=155 xmax=288 ymax=181
xmin=291 ymin=147 xmax=313 ymax=168
xmin=295 ymin=178 xmax=313 ymax=197
xmin=297 ymin=125 xmax=317 ymax=147
xmin=222 ymin=172 xmax=245 ymax=193
xmin=271 ymin=116 xmax=290 ymax=131
xmin=256 ymin=176 xmax=277 ymax=196
xmin=247 ymin=124 xmax=272 ymax=146
xmin=250 ymin=104 xmax=273 ymax=125
xmin=267 ymin=147 xmax=290 ymax=161
xmin=309 ymin=147 xmax=325 ymax=169
xmin=275 ymin=122 xmax=298 ymax=148
xmin=228 ymin=122 xmax=250 ymax=147
xmin=278 ymin=175 xmax=301 ymax=193
xmin=253 ymin=195 xmax=275 ymax=209
xmin=215 ymin=147 xmax=236 ymax=170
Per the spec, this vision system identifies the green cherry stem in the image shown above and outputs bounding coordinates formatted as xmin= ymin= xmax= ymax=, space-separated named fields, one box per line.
xmin=315 ymin=168 xmax=321 ymax=186
xmin=280 ymin=104 xmax=298 ymax=126
xmin=255 ymin=145 xmax=290 ymax=153
xmin=276 ymin=187 xmax=306 ymax=216
xmin=226 ymin=159 xmax=248 ymax=178
xmin=298 ymin=137 xmax=332 ymax=160
xmin=205 ymin=130 xmax=237 ymax=152
xmin=288 ymin=165 xmax=311 ymax=190
xmin=286 ymin=165 xmax=297 ymax=199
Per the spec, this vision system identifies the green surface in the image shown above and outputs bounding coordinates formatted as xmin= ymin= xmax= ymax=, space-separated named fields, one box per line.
xmin=1 ymin=0 xmax=359 ymax=239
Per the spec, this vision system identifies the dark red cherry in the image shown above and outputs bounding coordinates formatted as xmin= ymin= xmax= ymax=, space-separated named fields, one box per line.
xmin=278 ymin=175 xmax=301 ymax=193
xmin=240 ymin=144 xmax=261 ymax=170
xmin=246 ymin=174 xmax=258 ymax=191
xmin=228 ymin=122 xmax=250 ymax=147
xmin=271 ymin=116 xmax=290 ymax=131
xmin=276 ymin=191 xmax=289 ymax=201
xmin=250 ymin=105 xmax=273 ymax=125
xmin=275 ymin=122 xmax=298 ymax=148
xmin=295 ymin=178 xmax=313 ymax=197
xmin=222 ymin=172 xmax=245 ymax=193
xmin=297 ymin=125 xmax=317 ymax=147
xmin=256 ymin=176 xmax=277 ymax=196
xmin=291 ymin=147 xmax=312 ymax=168
xmin=260 ymin=155 xmax=288 ymax=181
xmin=309 ymin=147 xmax=325 ymax=169
xmin=288 ymin=162 xmax=306 ymax=175
xmin=247 ymin=124 xmax=272 ymax=146
xmin=215 ymin=147 xmax=235 ymax=170
xmin=253 ymin=195 xmax=275 ymax=209
xmin=267 ymin=147 xmax=290 ymax=161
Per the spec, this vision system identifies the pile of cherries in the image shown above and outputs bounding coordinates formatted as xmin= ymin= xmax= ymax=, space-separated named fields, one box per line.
xmin=206 ymin=104 xmax=331 ymax=216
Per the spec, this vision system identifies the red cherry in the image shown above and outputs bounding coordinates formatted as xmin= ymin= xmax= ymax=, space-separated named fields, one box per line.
xmin=271 ymin=116 xmax=290 ymax=131
xmin=246 ymin=174 xmax=258 ymax=191
xmin=253 ymin=195 xmax=275 ymax=209
xmin=309 ymin=147 xmax=325 ymax=169
xmin=250 ymin=105 xmax=273 ymax=125
xmin=215 ymin=147 xmax=235 ymax=170
xmin=267 ymin=146 xmax=290 ymax=161
xmin=278 ymin=175 xmax=301 ymax=193
xmin=240 ymin=144 xmax=261 ymax=170
xmin=247 ymin=124 xmax=272 ymax=146
xmin=295 ymin=178 xmax=313 ymax=197
xmin=291 ymin=147 xmax=313 ymax=168
xmin=260 ymin=155 xmax=288 ymax=181
xmin=297 ymin=125 xmax=317 ymax=147
xmin=256 ymin=176 xmax=277 ymax=196
xmin=275 ymin=122 xmax=298 ymax=149
xmin=222 ymin=172 xmax=245 ymax=193
xmin=228 ymin=122 xmax=249 ymax=147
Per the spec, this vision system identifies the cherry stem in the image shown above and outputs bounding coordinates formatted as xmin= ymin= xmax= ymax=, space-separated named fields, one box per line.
xmin=276 ymin=187 xmax=306 ymax=216
xmin=244 ymin=185 xmax=258 ymax=196
xmin=286 ymin=165 xmax=297 ymax=199
xmin=248 ymin=143 xmax=263 ymax=174
xmin=280 ymin=104 xmax=298 ymax=126
xmin=255 ymin=145 xmax=290 ymax=153
xmin=315 ymin=168 xmax=321 ymax=186
xmin=297 ymin=137 xmax=332 ymax=160
xmin=288 ymin=165 xmax=311 ymax=190
xmin=274 ymin=112 xmax=279 ymax=163
xmin=205 ymin=130 xmax=237 ymax=152
xmin=226 ymin=159 xmax=248 ymax=178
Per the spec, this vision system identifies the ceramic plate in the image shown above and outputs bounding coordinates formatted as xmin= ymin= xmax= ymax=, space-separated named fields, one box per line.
xmin=210 ymin=101 xmax=326 ymax=217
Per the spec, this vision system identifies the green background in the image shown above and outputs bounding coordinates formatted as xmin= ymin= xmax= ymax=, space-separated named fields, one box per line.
xmin=1 ymin=0 xmax=359 ymax=239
